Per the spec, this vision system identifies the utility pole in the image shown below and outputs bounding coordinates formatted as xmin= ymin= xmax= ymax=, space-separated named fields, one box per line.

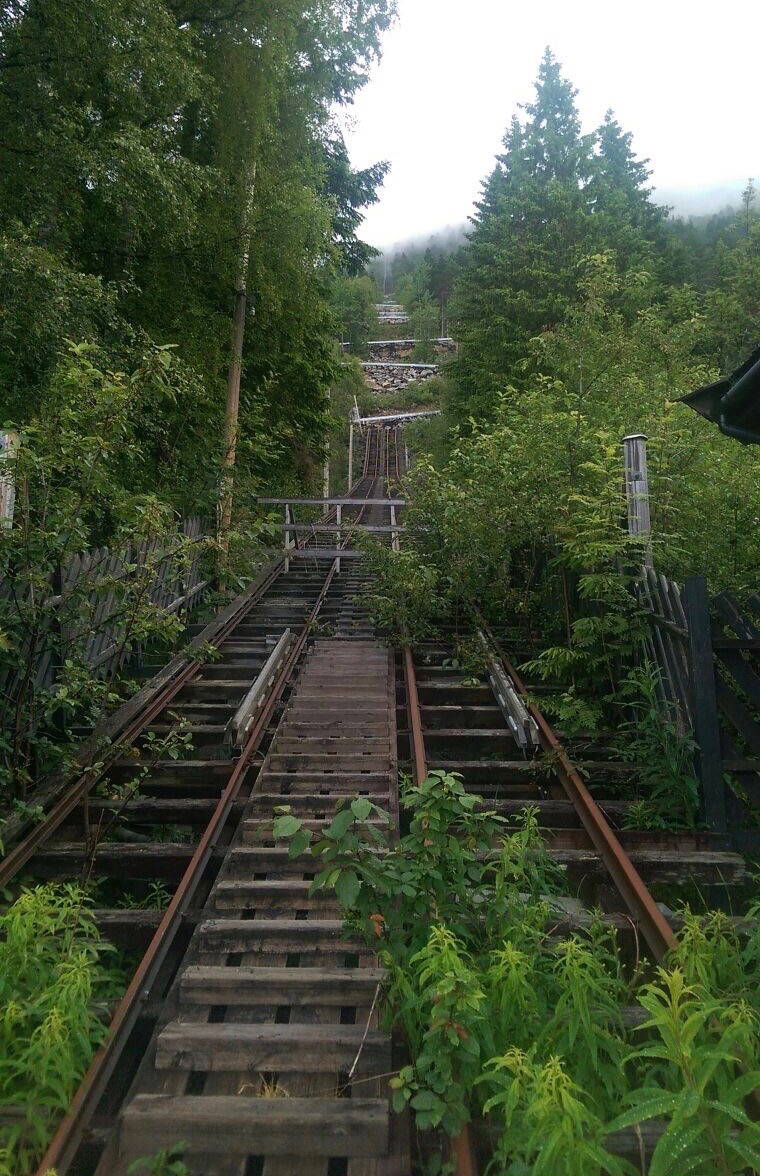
xmin=219 ymin=164 xmax=257 ymax=547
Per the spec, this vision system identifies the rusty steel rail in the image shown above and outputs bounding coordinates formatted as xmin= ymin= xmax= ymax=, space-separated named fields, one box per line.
xmin=496 ymin=647 xmax=675 ymax=962
xmin=37 ymin=560 xmax=345 ymax=1175
xmin=400 ymin=632 xmax=685 ymax=1176
xmin=402 ymin=649 xmax=479 ymax=1176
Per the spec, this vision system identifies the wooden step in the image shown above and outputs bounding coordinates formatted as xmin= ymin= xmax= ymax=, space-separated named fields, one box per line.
xmin=180 ymin=965 xmax=384 ymax=1005
xmin=274 ymin=738 xmax=389 ymax=755
xmin=241 ymin=817 xmax=386 ymax=845
xmin=248 ymin=791 xmax=389 ymax=811
xmin=155 ymin=1023 xmax=390 ymax=1072
xmin=268 ymin=754 xmax=391 ymax=771
xmin=551 ymin=848 xmax=749 ymax=886
xmin=280 ymin=724 xmax=388 ymax=737
xmin=212 ymin=879 xmax=333 ymax=910
xmin=197 ymin=917 xmax=358 ymax=952
xmin=120 ymin=1096 xmax=389 ymax=1160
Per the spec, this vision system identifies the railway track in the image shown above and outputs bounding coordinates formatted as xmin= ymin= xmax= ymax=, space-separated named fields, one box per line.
xmin=1 ymin=422 xmax=754 ymax=1175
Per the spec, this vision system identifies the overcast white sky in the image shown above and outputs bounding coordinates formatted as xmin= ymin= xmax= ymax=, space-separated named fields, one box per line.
xmin=342 ymin=0 xmax=760 ymax=248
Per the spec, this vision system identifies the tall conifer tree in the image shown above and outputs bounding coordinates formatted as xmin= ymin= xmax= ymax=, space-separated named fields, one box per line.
xmin=451 ymin=49 xmax=592 ymax=420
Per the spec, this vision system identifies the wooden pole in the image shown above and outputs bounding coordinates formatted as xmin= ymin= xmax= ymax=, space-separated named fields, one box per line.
xmin=284 ymin=504 xmax=292 ymax=573
xmin=219 ymin=165 xmax=257 ymax=547
xmin=0 ymin=429 xmax=19 ymax=528
xmin=622 ymin=433 xmax=652 ymax=567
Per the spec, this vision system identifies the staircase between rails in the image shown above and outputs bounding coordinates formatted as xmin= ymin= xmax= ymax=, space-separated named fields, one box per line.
xmin=104 ymin=639 xmax=403 ymax=1174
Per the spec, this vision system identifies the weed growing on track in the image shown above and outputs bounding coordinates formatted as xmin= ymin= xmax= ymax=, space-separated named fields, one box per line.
xmin=0 ymin=883 xmax=127 ymax=1175
xmin=276 ymin=771 xmax=760 ymax=1175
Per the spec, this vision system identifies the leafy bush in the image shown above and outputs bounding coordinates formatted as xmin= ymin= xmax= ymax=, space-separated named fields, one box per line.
xmin=0 ymin=344 xmax=214 ymax=804
xmin=0 ymin=884 xmax=126 ymax=1175
xmin=276 ymin=773 xmax=760 ymax=1173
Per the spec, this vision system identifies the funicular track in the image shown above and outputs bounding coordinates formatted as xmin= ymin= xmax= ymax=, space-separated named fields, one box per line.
xmin=0 ymin=425 xmax=402 ymax=1176
xmin=1 ymin=422 xmax=754 ymax=1175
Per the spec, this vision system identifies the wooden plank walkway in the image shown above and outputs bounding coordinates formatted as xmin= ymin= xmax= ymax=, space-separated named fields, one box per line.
xmin=103 ymin=640 xmax=401 ymax=1175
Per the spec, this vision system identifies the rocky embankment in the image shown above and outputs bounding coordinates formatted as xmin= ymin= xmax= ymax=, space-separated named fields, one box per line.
xmin=361 ymin=362 xmax=439 ymax=393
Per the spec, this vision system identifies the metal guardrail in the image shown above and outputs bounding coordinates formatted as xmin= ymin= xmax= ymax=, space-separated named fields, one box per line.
xmin=476 ymin=630 xmax=539 ymax=751
xmin=226 ymin=628 xmax=294 ymax=749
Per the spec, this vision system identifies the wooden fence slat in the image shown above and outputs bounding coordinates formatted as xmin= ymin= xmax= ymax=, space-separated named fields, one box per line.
xmin=713 ymin=677 xmax=760 ymax=758
xmin=0 ymin=519 xmax=209 ymax=750
xmin=683 ymin=575 xmax=727 ymax=832
xmin=714 ymin=591 xmax=760 ymax=640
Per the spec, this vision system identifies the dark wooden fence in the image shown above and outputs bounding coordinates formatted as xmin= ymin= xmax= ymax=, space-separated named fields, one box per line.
xmin=0 ymin=517 xmax=209 ymax=728
xmin=637 ymin=566 xmax=760 ymax=849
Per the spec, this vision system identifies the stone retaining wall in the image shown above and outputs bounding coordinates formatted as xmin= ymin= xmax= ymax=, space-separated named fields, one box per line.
xmin=361 ymin=362 xmax=439 ymax=393
xmin=366 ymin=337 xmax=456 ymax=362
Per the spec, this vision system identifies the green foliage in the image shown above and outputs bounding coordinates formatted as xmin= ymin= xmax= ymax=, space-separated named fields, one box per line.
xmin=374 ymin=249 xmax=760 ymax=742
xmin=128 ymin=1144 xmax=190 ymax=1176
xmin=0 ymin=0 xmax=395 ymax=506
xmin=356 ymin=541 xmax=449 ymax=645
xmin=616 ymin=664 xmax=700 ymax=830
xmin=481 ymin=1051 xmax=627 ymax=1176
xmin=276 ymin=774 xmax=760 ymax=1169
xmin=332 ymin=274 xmax=381 ymax=357
xmin=607 ymin=968 xmax=760 ymax=1175
xmin=0 ymin=884 xmax=125 ymax=1175
xmin=0 ymin=346 xmax=209 ymax=801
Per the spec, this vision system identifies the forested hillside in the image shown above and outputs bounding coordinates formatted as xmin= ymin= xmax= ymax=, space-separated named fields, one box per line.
xmin=372 ymin=51 xmax=760 ymax=704
xmin=0 ymin=0 xmax=392 ymax=515
xmin=0 ymin=0 xmax=394 ymax=827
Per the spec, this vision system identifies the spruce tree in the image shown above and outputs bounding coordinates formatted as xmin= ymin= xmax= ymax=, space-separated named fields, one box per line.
xmin=451 ymin=49 xmax=593 ymax=421
xmin=586 ymin=110 xmax=683 ymax=278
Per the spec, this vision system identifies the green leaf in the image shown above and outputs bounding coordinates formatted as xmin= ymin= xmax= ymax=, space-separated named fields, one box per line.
xmin=272 ymin=814 xmax=303 ymax=839
xmin=725 ymin=1133 xmax=760 ymax=1169
xmin=288 ymin=828 xmax=313 ymax=859
xmin=351 ymin=797 xmax=373 ymax=821
xmin=326 ymin=809 xmax=354 ymax=841
xmin=335 ymin=869 xmax=361 ymax=907
xmin=410 ymin=1089 xmax=444 ymax=1112
xmin=605 ymin=1091 xmax=679 ymax=1134
xmin=649 ymin=1120 xmax=704 ymax=1176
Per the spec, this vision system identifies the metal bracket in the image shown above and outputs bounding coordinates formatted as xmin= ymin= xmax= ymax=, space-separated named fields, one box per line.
xmin=226 ymin=628 xmax=294 ymax=750
xmin=476 ymin=629 xmax=539 ymax=752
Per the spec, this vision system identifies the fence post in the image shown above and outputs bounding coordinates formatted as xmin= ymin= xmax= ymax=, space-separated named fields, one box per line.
xmin=622 ymin=433 xmax=653 ymax=567
xmin=0 ymin=429 xmax=19 ymax=528
xmin=683 ymin=574 xmax=726 ymax=832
